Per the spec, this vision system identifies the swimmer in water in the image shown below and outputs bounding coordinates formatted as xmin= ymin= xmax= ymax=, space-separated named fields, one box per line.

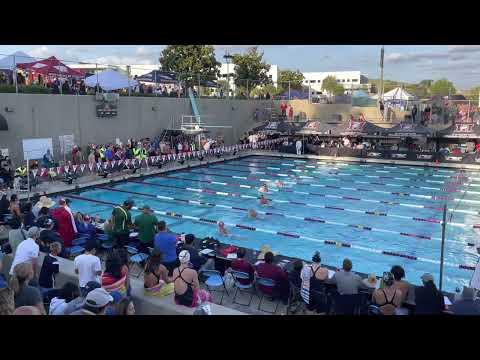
xmin=248 ymin=209 xmax=258 ymax=218
xmin=275 ymin=180 xmax=284 ymax=188
xmin=218 ymin=221 xmax=229 ymax=236
xmin=258 ymin=183 xmax=268 ymax=193
xmin=259 ymin=195 xmax=269 ymax=206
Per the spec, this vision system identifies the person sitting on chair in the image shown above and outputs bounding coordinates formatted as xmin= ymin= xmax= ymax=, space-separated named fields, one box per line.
xmin=300 ymin=252 xmax=329 ymax=314
xmin=255 ymin=251 xmax=290 ymax=305
xmin=372 ymin=272 xmax=402 ymax=315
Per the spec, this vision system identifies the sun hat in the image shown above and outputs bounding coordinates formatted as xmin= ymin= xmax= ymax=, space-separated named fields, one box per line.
xmin=85 ymin=288 xmax=114 ymax=308
xmin=35 ymin=196 xmax=55 ymax=209
xmin=362 ymin=273 xmax=378 ymax=289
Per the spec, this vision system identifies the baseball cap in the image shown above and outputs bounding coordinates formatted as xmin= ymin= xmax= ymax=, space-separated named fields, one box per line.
xmin=84 ymin=281 xmax=101 ymax=294
xmin=85 ymin=288 xmax=114 ymax=308
xmin=421 ymin=273 xmax=434 ymax=283
xmin=27 ymin=226 xmax=40 ymax=238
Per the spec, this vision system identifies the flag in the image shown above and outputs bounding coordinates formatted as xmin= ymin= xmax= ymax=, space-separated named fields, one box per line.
xmin=80 ymin=164 xmax=86 ymax=173
xmin=72 ymin=165 xmax=78 ymax=173
xmin=64 ymin=165 xmax=70 ymax=173
xmin=40 ymin=168 xmax=47 ymax=177
xmin=31 ymin=169 xmax=38 ymax=178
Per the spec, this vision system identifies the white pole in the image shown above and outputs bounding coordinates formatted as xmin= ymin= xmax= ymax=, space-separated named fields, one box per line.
xmin=13 ymin=55 xmax=18 ymax=93
xmin=26 ymin=157 xmax=30 ymax=201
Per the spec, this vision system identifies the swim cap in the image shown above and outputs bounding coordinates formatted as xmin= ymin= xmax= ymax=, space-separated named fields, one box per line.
xmin=179 ymin=250 xmax=190 ymax=264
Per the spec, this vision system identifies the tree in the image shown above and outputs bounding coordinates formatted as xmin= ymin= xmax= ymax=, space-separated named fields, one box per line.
xmin=430 ymin=78 xmax=456 ymax=97
xmin=232 ymin=47 xmax=272 ymax=90
xmin=278 ymin=69 xmax=305 ymax=89
xmin=321 ymin=75 xmax=344 ymax=96
xmin=466 ymin=86 xmax=480 ymax=101
xmin=159 ymin=45 xmax=220 ymax=88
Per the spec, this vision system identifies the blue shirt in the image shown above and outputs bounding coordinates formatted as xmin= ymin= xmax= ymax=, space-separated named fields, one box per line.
xmin=105 ymin=149 xmax=114 ymax=161
xmin=154 ymin=232 xmax=177 ymax=263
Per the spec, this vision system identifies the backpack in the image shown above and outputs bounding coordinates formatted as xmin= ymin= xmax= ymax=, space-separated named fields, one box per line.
xmin=200 ymin=237 xmax=220 ymax=250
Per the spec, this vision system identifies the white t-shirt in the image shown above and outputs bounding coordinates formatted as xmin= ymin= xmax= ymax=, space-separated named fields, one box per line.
xmin=74 ymin=253 xmax=102 ymax=287
xmin=9 ymin=238 xmax=39 ymax=275
xmin=296 ymin=140 xmax=302 ymax=149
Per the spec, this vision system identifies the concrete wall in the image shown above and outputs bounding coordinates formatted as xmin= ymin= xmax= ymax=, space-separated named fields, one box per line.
xmin=0 ymin=94 xmax=278 ymax=165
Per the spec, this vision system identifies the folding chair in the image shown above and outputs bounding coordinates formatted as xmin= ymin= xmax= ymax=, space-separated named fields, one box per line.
xmin=66 ymin=245 xmax=85 ymax=258
xmin=230 ymin=270 xmax=254 ymax=306
xmin=72 ymin=235 xmax=89 ymax=247
xmin=200 ymin=269 xmax=229 ymax=305
xmin=256 ymin=277 xmax=279 ymax=314
xmin=124 ymin=245 xmax=149 ymax=278
xmin=286 ymin=282 xmax=306 ymax=315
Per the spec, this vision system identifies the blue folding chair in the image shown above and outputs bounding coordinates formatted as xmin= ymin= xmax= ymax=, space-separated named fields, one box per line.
xmin=256 ymin=277 xmax=279 ymax=314
xmin=66 ymin=245 xmax=85 ymax=258
xmin=368 ymin=305 xmax=383 ymax=315
xmin=72 ymin=235 xmax=89 ymax=247
xmin=124 ymin=245 xmax=149 ymax=277
xmin=200 ymin=269 xmax=229 ymax=305
xmin=230 ymin=270 xmax=254 ymax=306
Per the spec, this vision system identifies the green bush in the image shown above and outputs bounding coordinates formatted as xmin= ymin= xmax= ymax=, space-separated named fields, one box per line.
xmin=0 ymin=84 xmax=52 ymax=94
xmin=19 ymin=85 xmax=52 ymax=94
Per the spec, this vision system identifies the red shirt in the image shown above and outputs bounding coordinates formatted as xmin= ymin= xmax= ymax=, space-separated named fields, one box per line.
xmin=51 ymin=207 xmax=75 ymax=247
xmin=280 ymin=103 xmax=288 ymax=111
xmin=231 ymin=259 xmax=255 ymax=285
xmin=255 ymin=262 xmax=288 ymax=296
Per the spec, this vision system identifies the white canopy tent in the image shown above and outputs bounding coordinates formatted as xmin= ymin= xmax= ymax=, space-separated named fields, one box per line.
xmin=382 ymin=87 xmax=415 ymax=101
xmin=85 ymin=69 xmax=138 ymax=91
xmin=0 ymin=51 xmax=36 ymax=70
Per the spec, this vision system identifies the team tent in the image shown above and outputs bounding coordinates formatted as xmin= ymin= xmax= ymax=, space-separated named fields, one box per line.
xmin=85 ymin=69 xmax=138 ymax=91
xmin=382 ymin=87 xmax=415 ymax=101
xmin=252 ymin=121 xmax=305 ymax=134
xmin=297 ymin=121 xmax=341 ymax=135
xmin=16 ymin=56 xmax=83 ymax=77
xmin=385 ymin=121 xmax=435 ymax=138
xmin=0 ymin=51 xmax=36 ymax=71
xmin=135 ymin=70 xmax=177 ymax=84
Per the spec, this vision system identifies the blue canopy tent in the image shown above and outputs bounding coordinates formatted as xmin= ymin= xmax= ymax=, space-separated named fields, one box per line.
xmin=351 ymin=89 xmax=376 ymax=106
xmin=278 ymin=89 xmax=309 ymax=100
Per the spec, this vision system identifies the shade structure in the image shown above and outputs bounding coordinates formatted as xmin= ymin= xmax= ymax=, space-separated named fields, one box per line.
xmin=382 ymin=87 xmax=415 ymax=101
xmin=385 ymin=121 xmax=434 ymax=137
xmin=16 ymin=56 xmax=83 ymax=77
xmin=340 ymin=119 xmax=386 ymax=136
xmin=85 ymin=69 xmax=138 ymax=91
xmin=0 ymin=51 xmax=36 ymax=70
xmin=297 ymin=121 xmax=341 ymax=135
xmin=135 ymin=70 xmax=177 ymax=84
xmin=253 ymin=121 xmax=305 ymax=134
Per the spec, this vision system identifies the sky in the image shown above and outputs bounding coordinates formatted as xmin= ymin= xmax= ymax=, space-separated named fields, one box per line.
xmin=0 ymin=45 xmax=479 ymax=89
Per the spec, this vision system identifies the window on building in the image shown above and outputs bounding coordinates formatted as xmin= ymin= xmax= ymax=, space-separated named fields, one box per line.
xmin=336 ymin=79 xmax=341 ymax=82
xmin=342 ymin=79 xmax=345 ymax=82
xmin=347 ymin=79 xmax=350 ymax=82
xmin=310 ymin=80 xmax=316 ymax=83
xmin=352 ymin=79 xmax=358 ymax=82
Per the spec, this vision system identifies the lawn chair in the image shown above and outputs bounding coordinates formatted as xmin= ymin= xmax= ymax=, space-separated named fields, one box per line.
xmin=230 ymin=270 xmax=255 ymax=306
xmin=200 ymin=269 xmax=229 ymax=305
xmin=256 ymin=277 xmax=279 ymax=314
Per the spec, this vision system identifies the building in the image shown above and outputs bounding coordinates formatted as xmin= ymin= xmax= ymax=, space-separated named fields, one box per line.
xmin=302 ymin=71 xmax=369 ymax=95
xmin=218 ymin=63 xmax=279 ymax=93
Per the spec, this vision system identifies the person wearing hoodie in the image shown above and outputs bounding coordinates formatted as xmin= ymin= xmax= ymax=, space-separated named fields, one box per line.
xmin=49 ymin=282 xmax=80 ymax=315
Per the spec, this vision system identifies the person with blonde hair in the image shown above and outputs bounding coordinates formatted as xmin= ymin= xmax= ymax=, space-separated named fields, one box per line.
xmin=38 ymin=242 xmax=62 ymax=293
xmin=11 ymin=262 xmax=45 ymax=314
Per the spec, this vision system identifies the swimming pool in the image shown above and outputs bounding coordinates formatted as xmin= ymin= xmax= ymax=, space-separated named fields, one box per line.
xmin=60 ymin=155 xmax=480 ymax=293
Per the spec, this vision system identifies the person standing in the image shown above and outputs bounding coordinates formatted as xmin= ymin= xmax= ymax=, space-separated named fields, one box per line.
xmin=51 ymin=199 xmax=77 ymax=248
xmin=154 ymin=221 xmax=178 ymax=276
xmin=411 ymin=104 xmax=418 ymax=122
xmin=288 ymin=105 xmax=294 ymax=121
xmin=134 ymin=205 xmax=158 ymax=254
xmin=295 ymin=138 xmax=303 ymax=155
xmin=280 ymin=102 xmax=288 ymax=119
xmin=9 ymin=227 xmax=41 ymax=278
xmin=111 ymin=199 xmax=134 ymax=248
xmin=74 ymin=240 xmax=102 ymax=295
xmin=379 ymin=100 xmax=385 ymax=119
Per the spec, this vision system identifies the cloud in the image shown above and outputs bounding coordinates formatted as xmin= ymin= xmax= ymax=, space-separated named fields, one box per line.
xmin=448 ymin=45 xmax=480 ymax=53
xmin=29 ymin=46 xmax=50 ymax=58
xmin=385 ymin=51 xmax=447 ymax=63
xmin=94 ymin=55 xmax=156 ymax=66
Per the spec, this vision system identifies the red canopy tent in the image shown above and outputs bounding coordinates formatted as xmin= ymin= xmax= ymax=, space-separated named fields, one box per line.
xmin=17 ymin=56 xmax=83 ymax=78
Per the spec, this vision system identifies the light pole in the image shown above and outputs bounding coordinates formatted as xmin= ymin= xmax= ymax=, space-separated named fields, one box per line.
xmin=223 ymin=52 xmax=233 ymax=100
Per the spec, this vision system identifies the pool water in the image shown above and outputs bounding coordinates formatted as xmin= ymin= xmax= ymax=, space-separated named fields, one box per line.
xmin=61 ymin=155 xmax=480 ymax=292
